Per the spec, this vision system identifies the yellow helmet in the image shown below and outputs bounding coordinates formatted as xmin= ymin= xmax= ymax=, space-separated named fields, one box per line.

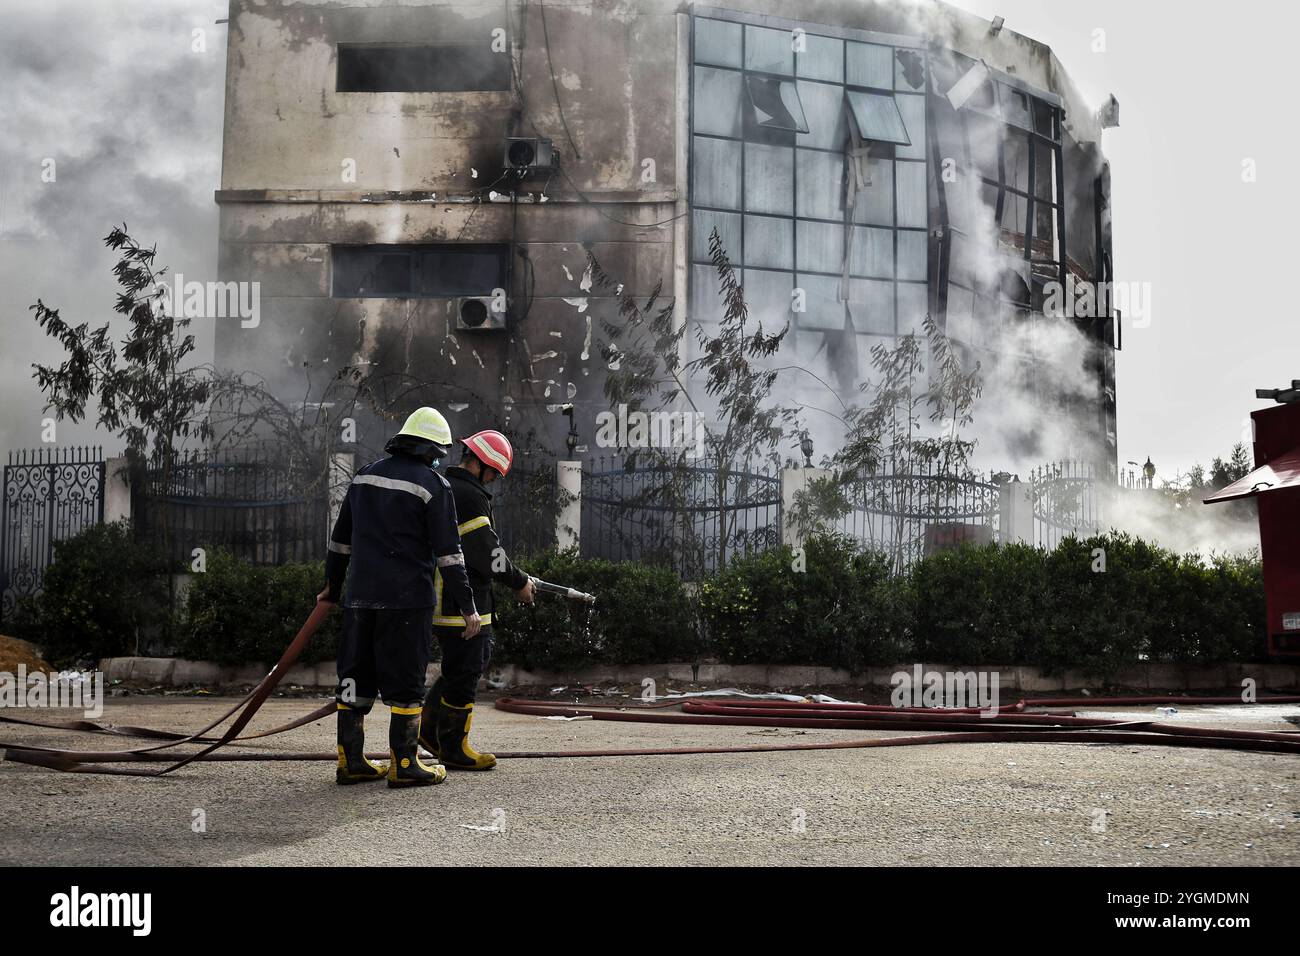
xmin=396 ymin=407 xmax=453 ymax=450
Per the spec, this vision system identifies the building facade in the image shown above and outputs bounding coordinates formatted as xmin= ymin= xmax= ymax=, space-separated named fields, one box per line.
xmin=216 ymin=0 xmax=1117 ymax=473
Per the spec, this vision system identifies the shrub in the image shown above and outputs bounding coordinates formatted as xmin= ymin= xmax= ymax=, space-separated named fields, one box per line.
xmin=19 ymin=521 xmax=172 ymax=664
xmin=493 ymin=550 xmax=696 ymax=670
xmin=179 ymin=550 xmax=340 ymax=666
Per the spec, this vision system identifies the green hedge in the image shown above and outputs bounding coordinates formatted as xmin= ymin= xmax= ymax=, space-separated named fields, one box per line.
xmin=18 ymin=525 xmax=1267 ymax=678
xmin=493 ymin=550 xmax=697 ymax=670
xmin=9 ymin=521 xmax=172 ymax=664
xmin=178 ymin=550 xmax=340 ymax=666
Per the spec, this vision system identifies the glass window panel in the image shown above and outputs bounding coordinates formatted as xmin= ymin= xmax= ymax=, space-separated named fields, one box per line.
xmin=1033 ymin=202 xmax=1059 ymax=259
xmin=849 ymin=225 xmax=893 ymax=278
xmin=797 ymin=33 xmax=843 ymax=82
xmin=894 ymin=49 xmax=926 ymax=92
xmin=745 ymin=25 xmax=793 ymax=75
xmin=1033 ymin=141 xmax=1056 ymax=201
xmin=796 ymin=220 xmax=844 ymax=274
xmin=965 ymin=112 xmax=1002 ymax=182
xmin=693 ymin=67 xmax=743 ymax=138
xmin=896 ymin=160 xmax=927 ymax=228
xmin=895 ymin=93 xmax=926 ymax=161
xmin=796 ymin=80 xmax=847 ymax=151
xmin=743 ymin=214 xmax=793 ymax=270
xmin=848 ymin=278 xmax=895 ymax=334
xmin=846 ymin=90 xmax=910 ymax=145
xmin=1000 ymin=85 xmax=1033 ymax=131
xmin=692 ymin=210 xmax=742 ymax=264
xmin=846 ymin=42 xmax=893 ymax=89
xmin=690 ymin=263 xmax=730 ymax=323
xmin=744 ymin=268 xmax=794 ymax=329
xmin=694 ymin=17 xmax=742 ymax=68
xmin=414 ymin=245 xmax=506 ymax=296
xmin=744 ymin=143 xmax=794 ymax=215
xmin=745 ymin=75 xmax=808 ymax=132
xmin=796 ymin=149 xmax=844 ymax=221
xmin=1001 ymin=190 xmax=1029 ymax=246
xmin=896 ymin=230 xmax=927 ymax=281
xmin=692 ymin=136 xmax=742 ymax=209
xmin=945 ymin=282 xmax=975 ymax=344
xmin=897 ymin=281 xmax=928 ymax=336
xmin=796 ymin=273 xmax=846 ymax=331
xmin=1004 ymin=130 xmax=1030 ymax=195
xmin=334 ymin=248 xmax=411 ymax=296
xmin=851 ymin=158 xmax=893 ymax=226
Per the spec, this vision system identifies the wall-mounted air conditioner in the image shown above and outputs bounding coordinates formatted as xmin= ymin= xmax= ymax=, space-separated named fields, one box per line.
xmin=504 ymin=136 xmax=555 ymax=174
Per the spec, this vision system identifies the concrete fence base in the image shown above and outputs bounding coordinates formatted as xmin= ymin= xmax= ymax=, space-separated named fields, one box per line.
xmin=98 ymin=657 xmax=1300 ymax=695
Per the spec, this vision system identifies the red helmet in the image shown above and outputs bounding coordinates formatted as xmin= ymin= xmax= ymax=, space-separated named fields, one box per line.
xmin=460 ymin=430 xmax=514 ymax=477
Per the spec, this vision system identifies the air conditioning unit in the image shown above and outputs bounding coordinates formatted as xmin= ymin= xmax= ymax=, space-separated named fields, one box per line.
xmin=455 ymin=295 xmax=508 ymax=331
xmin=504 ymin=136 xmax=555 ymax=173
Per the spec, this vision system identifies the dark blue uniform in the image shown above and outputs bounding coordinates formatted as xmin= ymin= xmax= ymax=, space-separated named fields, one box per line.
xmin=326 ymin=453 xmax=476 ymax=707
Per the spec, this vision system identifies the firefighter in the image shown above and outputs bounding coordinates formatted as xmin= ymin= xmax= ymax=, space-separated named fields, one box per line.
xmin=320 ymin=407 xmax=481 ymax=788
xmin=419 ymin=429 xmax=535 ymax=770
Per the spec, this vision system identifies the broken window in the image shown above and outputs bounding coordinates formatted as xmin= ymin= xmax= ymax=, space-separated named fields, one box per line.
xmin=336 ymin=44 xmax=511 ymax=93
xmin=332 ymin=244 xmax=508 ymax=298
xmin=744 ymin=75 xmax=809 ymax=133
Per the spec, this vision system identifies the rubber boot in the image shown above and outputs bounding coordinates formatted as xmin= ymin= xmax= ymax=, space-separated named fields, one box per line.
xmin=418 ymin=676 xmax=445 ymax=758
xmin=387 ymin=705 xmax=447 ymax=788
xmin=436 ymin=698 xmax=497 ymax=771
xmin=336 ymin=703 xmax=387 ymax=785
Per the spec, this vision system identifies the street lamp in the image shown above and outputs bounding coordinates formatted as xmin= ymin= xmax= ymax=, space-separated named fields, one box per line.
xmin=1142 ymin=457 xmax=1156 ymax=488
xmin=800 ymin=432 xmax=815 ymax=468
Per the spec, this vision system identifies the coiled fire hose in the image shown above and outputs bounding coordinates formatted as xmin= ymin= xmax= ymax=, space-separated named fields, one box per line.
xmin=2 ymin=601 xmax=1300 ymax=775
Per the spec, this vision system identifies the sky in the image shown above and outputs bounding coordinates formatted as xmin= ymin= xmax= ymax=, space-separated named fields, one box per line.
xmin=0 ymin=0 xmax=1296 ymax=485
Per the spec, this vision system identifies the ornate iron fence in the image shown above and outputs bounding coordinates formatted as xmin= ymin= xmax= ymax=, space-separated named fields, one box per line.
xmin=133 ymin=446 xmax=330 ymax=567
xmin=1030 ymin=459 xmax=1102 ymax=550
xmin=1 ymin=446 xmax=105 ymax=617
xmin=833 ymin=458 xmax=1001 ymax=574
xmin=490 ymin=463 xmax=559 ymax=559
xmin=581 ymin=455 xmax=782 ymax=578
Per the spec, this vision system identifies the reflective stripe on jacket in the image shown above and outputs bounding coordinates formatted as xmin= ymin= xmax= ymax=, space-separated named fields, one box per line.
xmin=433 ymin=466 xmax=528 ymax=626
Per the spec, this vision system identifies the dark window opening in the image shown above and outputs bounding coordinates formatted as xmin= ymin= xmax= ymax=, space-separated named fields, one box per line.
xmin=337 ymin=44 xmax=511 ymax=93
xmin=333 ymin=244 xmax=508 ymax=298
xmin=846 ymin=90 xmax=910 ymax=146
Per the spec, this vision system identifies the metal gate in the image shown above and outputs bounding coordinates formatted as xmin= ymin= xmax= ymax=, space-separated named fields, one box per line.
xmin=1 ymin=446 xmax=105 ymax=617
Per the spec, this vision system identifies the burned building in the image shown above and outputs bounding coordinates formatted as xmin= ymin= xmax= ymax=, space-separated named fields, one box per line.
xmin=216 ymin=0 xmax=1118 ymax=473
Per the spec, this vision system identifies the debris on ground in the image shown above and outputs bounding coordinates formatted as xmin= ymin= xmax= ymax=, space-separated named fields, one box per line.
xmin=0 ymin=634 xmax=52 ymax=672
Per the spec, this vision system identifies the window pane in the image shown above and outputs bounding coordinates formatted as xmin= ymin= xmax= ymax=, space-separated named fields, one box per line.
xmin=796 ymin=219 xmax=844 ymax=274
xmin=797 ymin=33 xmax=843 ymax=82
xmin=895 ymin=93 xmax=926 ymax=160
xmin=694 ymin=17 xmax=741 ymax=68
xmin=846 ymin=42 xmax=893 ymax=89
xmin=1033 ymin=141 xmax=1057 ymax=201
xmin=846 ymin=90 xmax=910 ymax=145
xmin=796 ymin=149 xmax=844 ymax=221
xmin=415 ymin=246 xmax=506 ymax=296
xmin=1001 ymin=84 xmax=1033 ymax=131
xmin=1004 ymin=130 xmax=1030 ymax=194
xmin=796 ymin=80 xmax=847 ymax=151
xmin=850 ymin=225 xmax=893 ymax=278
xmin=745 ymin=25 xmax=793 ymax=75
xmin=851 ymin=158 xmax=893 ymax=226
xmin=333 ymin=248 xmax=411 ymax=296
xmin=796 ymin=273 xmax=845 ymax=331
xmin=897 ymin=282 xmax=928 ymax=336
xmin=336 ymin=45 xmax=511 ymax=93
xmin=745 ymin=75 xmax=808 ymax=132
xmin=693 ymin=66 xmax=743 ymax=138
xmin=693 ymin=136 xmax=742 ymax=209
xmin=744 ymin=143 xmax=794 ymax=215
xmin=896 ymin=160 xmax=927 ymax=227
xmin=692 ymin=209 xmax=742 ymax=263
xmin=896 ymin=230 xmax=927 ymax=281
xmin=691 ymin=263 xmax=730 ymax=322
xmin=744 ymin=268 xmax=794 ymax=329
xmin=744 ymin=215 xmax=793 ymax=270
xmin=848 ymin=278 xmax=895 ymax=334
